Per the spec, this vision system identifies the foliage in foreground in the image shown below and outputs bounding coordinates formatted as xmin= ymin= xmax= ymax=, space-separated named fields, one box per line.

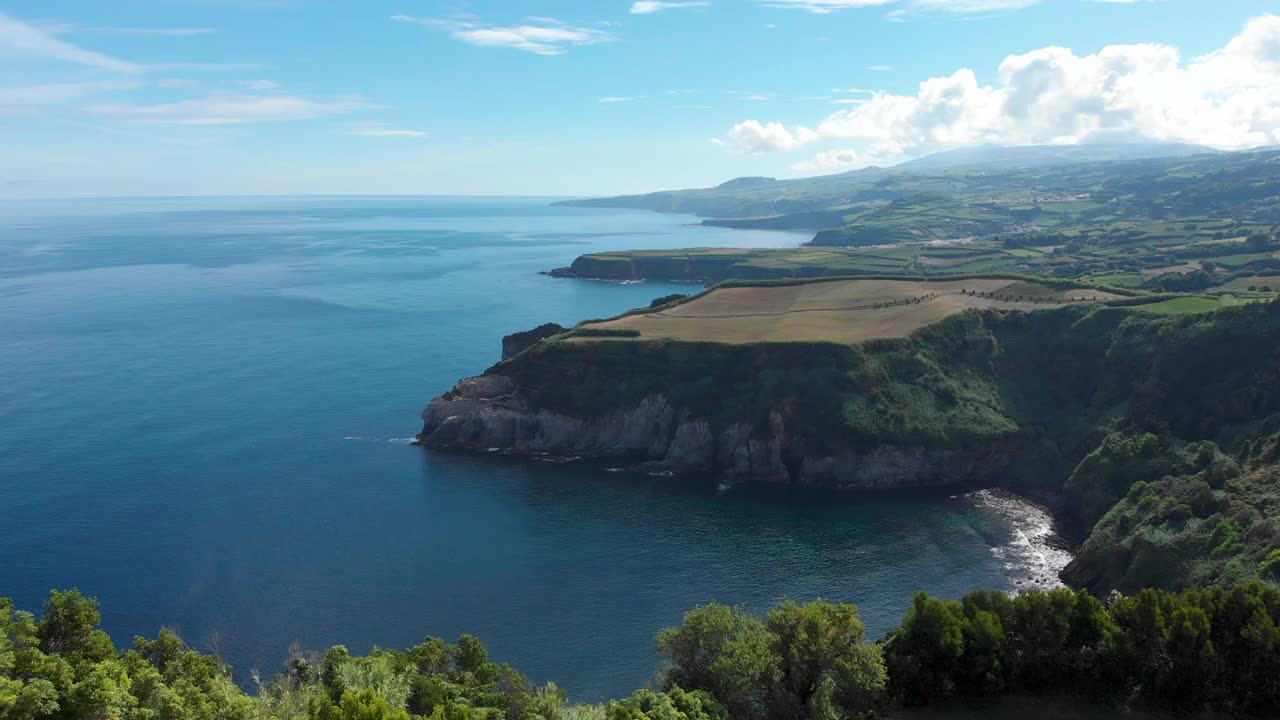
xmin=6 ymin=586 xmax=1280 ymax=720
xmin=882 ymin=585 xmax=1280 ymax=716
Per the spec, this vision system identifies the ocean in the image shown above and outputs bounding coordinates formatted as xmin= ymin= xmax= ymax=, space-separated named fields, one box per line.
xmin=0 ymin=196 xmax=1057 ymax=700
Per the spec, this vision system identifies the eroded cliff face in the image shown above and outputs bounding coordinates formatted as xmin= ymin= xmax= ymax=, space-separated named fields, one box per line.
xmin=502 ymin=323 xmax=566 ymax=360
xmin=417 ymin=374 xmax=1010 ymax=488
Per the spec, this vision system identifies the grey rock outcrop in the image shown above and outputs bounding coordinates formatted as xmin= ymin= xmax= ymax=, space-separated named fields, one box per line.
xmin=417 ymin=374 xmax=1009 ymax=488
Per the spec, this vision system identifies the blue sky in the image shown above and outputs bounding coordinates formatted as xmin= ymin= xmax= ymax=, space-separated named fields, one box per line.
xmin=1 ymin=0 xmax=1278 ymax=197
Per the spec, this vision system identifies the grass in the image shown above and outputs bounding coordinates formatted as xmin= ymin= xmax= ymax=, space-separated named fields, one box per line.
xmin=1128 ymin=296 xmax=1224 ymax=315
xmin=573 ymin=278 xmax=1120 ymax=344
xmin=1212 ymin=275 xmax=1280 ymax=292
xmin=1090 ymin=273 xmax=1144 ymax=288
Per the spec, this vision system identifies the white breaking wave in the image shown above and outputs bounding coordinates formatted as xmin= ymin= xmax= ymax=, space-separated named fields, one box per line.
xmin=967 ymin=489 xmax=1074 ymax=593
xmin=343 ymin=436 xmax=417 ymax=444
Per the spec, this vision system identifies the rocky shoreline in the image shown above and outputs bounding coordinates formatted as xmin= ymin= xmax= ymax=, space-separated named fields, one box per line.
xmin=416 ymin=373 xmax=1011 ymax=489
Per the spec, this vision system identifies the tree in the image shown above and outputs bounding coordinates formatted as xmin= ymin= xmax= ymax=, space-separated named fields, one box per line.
xmin=1246 ymin=232 xmax=1273 ymax=252
xmin=37 ymin=590 xmax=113 ymax=663
xmin=334 ymin=688 xmax=413 ymax=720
xmin=657 ymin=605 xmax=776 ymax=720
xmin=66 ymin=661 xmax=135 ymax=720
xmin=608 ymin=687 xmax=726 ymax=720
xmin=650 ymin=294 xmax=689 ymax=309
xmin=883 ymin=593 xmax=967 ymax=704
xmin=1162 ymin=604 xmax=1216 ymax=707
xmin=764 ymin=601 xmax=886 ymax=720
xmin=14 ymin=678 xmax=61 ymax=719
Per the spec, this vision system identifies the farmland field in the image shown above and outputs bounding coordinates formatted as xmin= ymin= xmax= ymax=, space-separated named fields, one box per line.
xmin=1129 ymin=296 xmax=1224 ymax=314
xmin=1208 ymin=275 xmax=1280 ymax=293
xmin=574 ymin=278 xmax=1120 ymax=344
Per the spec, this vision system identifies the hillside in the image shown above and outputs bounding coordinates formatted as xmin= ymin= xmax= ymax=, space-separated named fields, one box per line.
xmin=550 ymin=220 xmax=1280 ymax=297
xmin=555 ymin=146 xmax=1280 ymax=243
xmin=419 ymin=277 xmax=1280 ymax=595
xmin=893 ymin=142 xmax=1217 ymax=172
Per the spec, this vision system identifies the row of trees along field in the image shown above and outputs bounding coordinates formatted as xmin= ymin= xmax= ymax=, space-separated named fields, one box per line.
xmin=4 ymin=584 xmax=1280 ymax=720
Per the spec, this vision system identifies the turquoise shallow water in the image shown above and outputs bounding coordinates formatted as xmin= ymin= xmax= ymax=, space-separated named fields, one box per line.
xmin=0 ymin=196 xmax=1023 ymax=700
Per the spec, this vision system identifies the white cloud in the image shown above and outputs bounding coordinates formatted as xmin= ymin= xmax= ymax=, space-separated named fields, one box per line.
xmin=761 ymin=0 xmax=1035 ymax=13
xmin=0 ymin=11 xmax=141 ymax=72
xmin=0 ymin=81 xmax=138 ymax=113
xmin=789 ymin=142 xmax=903 ymax=171
xmin=725 ymin=15 xmax=1280 ymax=168
xmin=761 ymin=0 xmax=894 ymax=12
xmin=630 ymin=1 xmax=710 ymax=14
xmin=790 ymin=148 xmax=861 ymax=171
xmin=88 ymin=93 xmax=371 ymax=125
xmin=149 ymin=63 xmax=264 ymax=71
xmin=59 ymin=25 xmax=217 ymax=37
xmin=908 ymin=0 xmax=1039 ymax=11
xmin=729 ymin=120 xmax=820 ymax=153
xmin=347 ymin=122 xmax=427 ymax=138
xmin=866 ymin=64 xmax=894 ymax=71
xmin=243 ymin=80 xmax=280 ymax=91
xmin=599 ymin=96 xmax=635 ymax=103
xmin=392 ymin=14 xmax=616 ymax=55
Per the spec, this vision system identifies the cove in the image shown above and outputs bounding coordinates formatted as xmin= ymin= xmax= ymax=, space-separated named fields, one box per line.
xmin=0 ymin=196 xmax=1060 ymax=700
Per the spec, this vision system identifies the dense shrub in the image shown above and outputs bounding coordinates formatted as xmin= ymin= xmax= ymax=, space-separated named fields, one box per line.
xmin=7 ymin=588 xmax=1280 ymax=719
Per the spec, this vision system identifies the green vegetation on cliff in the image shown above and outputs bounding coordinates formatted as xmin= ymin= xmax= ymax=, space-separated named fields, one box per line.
xmin=553 ymin=149 xmax=1280 ymax=297
xmin=9 ymin=586 xmax=1280 ymax=720
xmin=489 ymin=295 xmax=1280 ymax=594
xmin=556 ymin=147 xmax=1280 ymax=252
xmin=561 ymin=227 xmax=1280 ymax=291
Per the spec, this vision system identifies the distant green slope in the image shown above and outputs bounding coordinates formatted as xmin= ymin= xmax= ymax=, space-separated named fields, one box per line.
xmin=556 ymin=147 xmax=1280 ymax=246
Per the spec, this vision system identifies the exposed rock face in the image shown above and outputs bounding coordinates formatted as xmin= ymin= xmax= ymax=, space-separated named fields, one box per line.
xmin=501 ymin=323 xmax=566 ymax=360
xmin=417 ymin=374 xmax=1009 ymax=488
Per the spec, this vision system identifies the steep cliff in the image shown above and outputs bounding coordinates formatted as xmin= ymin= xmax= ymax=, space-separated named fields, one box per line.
xmin=502 ymin=323 xmax=566 ymax=360
xmin=420 ymin=306 xmax=1103 ymax=486
xmin=421 ymin=298 xmax=1280 ymax=513
xmin=418 ymin=299 xmax=1280 ymax=591
xmin=419 ymin=376 xmax=1011 ymax=487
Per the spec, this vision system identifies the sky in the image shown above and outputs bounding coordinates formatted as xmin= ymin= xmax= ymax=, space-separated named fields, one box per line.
xmin=1 ymin=0 xmax=1278 ymax=198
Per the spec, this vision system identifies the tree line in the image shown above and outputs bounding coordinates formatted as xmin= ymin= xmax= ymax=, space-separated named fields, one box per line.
xmin=4 ymin=584 xmax=1280 ymax=720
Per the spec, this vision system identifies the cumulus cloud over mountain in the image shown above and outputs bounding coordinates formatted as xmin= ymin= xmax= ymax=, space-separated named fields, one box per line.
xmin=726 ymin=15 xmax=1280 ymax=171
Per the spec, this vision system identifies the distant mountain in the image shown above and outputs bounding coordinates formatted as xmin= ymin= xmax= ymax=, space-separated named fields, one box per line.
xmin=715 ymin=176 xmax=779 ymax=190
xmin=554 ymin=144 xmax=1263 ymax=236
xmin=895 ymin=142 xmax=1219 ymax=172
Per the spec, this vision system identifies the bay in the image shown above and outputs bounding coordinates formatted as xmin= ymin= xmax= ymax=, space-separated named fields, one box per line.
xmin=0 ymin=196 xmax=1044 ymax=700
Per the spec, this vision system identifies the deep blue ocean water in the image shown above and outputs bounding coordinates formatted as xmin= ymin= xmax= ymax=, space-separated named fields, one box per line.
xmin=0 ymin=196 xmax=1031 ymax=700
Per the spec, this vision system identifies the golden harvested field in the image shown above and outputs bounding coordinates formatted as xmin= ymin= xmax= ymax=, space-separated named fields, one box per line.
xmin=575 ymin=278 xmax=1120 ymax=344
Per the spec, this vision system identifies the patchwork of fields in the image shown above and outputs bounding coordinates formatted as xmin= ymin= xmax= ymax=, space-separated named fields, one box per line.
xmin=575 ymin=278 xmax=1121 ymax=344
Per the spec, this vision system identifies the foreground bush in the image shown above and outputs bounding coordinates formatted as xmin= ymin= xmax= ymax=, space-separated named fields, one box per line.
xmin=3 ymin=587 xmax=1280 ymax=719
